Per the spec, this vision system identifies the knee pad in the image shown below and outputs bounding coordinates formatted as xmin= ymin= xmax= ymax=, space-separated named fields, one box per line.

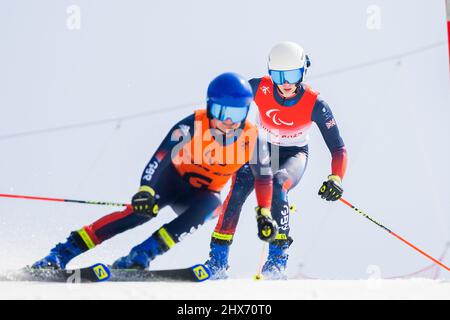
xmin=273 ymin=169 xmax=294 ymax=192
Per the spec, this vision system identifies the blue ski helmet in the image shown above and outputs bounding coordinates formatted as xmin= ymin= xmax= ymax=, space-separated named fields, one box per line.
xmin=206 ymin=72 xmax=253 ymax=123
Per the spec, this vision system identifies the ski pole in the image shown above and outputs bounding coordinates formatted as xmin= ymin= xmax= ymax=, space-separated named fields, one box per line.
xmin=0 ymin=193 xmax=129 ymax=207
xmin=339 ymin=197 xmax=450 ymax=272
xmin=254 ymin=242 xmax=268 ymax=280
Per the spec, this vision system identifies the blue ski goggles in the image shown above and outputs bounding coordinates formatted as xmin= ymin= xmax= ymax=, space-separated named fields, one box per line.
xmin=269 ymin=68 xmax=304 ymax=85
xmin=208 ymin=102 xmax=249 ymax=123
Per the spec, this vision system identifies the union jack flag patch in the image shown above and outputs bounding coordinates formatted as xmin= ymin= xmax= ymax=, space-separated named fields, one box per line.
xmin=326 ymin=118 xmax=336 ymax=129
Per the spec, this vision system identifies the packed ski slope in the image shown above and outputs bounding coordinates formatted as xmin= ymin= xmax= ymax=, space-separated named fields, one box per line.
xmin=0 ymin=278 xmax=449 ymax=300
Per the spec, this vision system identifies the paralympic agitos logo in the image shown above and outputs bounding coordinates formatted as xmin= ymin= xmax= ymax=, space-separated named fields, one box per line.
xmin=265 ymin=109 xmax=294 ymax=126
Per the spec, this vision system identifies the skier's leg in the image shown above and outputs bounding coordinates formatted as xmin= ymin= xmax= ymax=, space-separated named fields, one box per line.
xmin=213 ymin=164 xmax=255 ymax=240
xmin=32 ymin=165 xmax=177 ymax=269
xmin=113 ymin=185 xmax=222 ymax=269
xmin=207 ymin=164 xmax=255 ymax=279
xmin=262 ymin=149 xmax=308 ymax=279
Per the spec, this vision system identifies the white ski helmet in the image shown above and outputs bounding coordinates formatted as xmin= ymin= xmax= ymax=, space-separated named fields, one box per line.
xmin=268 ymin=41 xmax=307 ymax=71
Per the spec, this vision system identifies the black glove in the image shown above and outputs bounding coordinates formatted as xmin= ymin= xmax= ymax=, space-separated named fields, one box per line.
xmin=318 ymin=175 xmax=343 ymax=201
xmin=132 ymin=186 xmax=159 ymax=216
xmin=256 ymin=207 xmax=278 ymax=242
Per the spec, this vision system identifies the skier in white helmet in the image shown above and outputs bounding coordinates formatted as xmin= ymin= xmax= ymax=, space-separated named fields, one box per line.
xmin=205 ymin=41 xmax=348 ymax=280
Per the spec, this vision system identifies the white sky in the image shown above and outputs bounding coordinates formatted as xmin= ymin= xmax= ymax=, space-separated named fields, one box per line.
xmin=0 ymin=0 xmax=449 ymax=280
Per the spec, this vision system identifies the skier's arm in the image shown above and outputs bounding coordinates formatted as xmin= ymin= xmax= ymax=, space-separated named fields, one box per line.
xmin=140 ymin=114 xmax=195 ymax=189
xmin=131 ymin=114 xmax=195 ymax=215
xmin=312 ymin=98 xmax=348 ymax=201
xmin=311 ymin=98 xmax=348 ymax=180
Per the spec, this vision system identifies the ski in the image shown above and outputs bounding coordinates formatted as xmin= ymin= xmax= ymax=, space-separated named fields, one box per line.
xmin=1 ymin=263 xmax=111 ymax=283
xmin=0 ymin=263 xmax=210 ymax=283
xmin=108 ymin=264 xmax=211 ymax=282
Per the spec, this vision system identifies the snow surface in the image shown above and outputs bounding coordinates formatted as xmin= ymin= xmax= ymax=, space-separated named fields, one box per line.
xmin=0 ymin=279 xmax=449 ymax=300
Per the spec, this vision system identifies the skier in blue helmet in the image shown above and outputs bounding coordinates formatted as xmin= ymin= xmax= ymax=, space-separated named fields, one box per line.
xmin=32 ymin=72 xmax=276 ymax=271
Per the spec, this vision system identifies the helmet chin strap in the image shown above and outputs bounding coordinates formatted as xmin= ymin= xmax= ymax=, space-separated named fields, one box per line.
xmin=291 ymin=83 xmax=302 ymax=97
xmin=292 ymin=67 xmax=309 ymax=94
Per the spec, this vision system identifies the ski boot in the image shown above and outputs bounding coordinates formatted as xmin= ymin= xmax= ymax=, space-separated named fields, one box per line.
xmin=32 ymin=231 xmax=89 ymax=269
xmin=112 ymin=228 xmax=171 ymax=269
xmin=261 ymin=237 xmax=293 ymax=280
xmin=205 ymin=238 xmax=231 ymax=280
